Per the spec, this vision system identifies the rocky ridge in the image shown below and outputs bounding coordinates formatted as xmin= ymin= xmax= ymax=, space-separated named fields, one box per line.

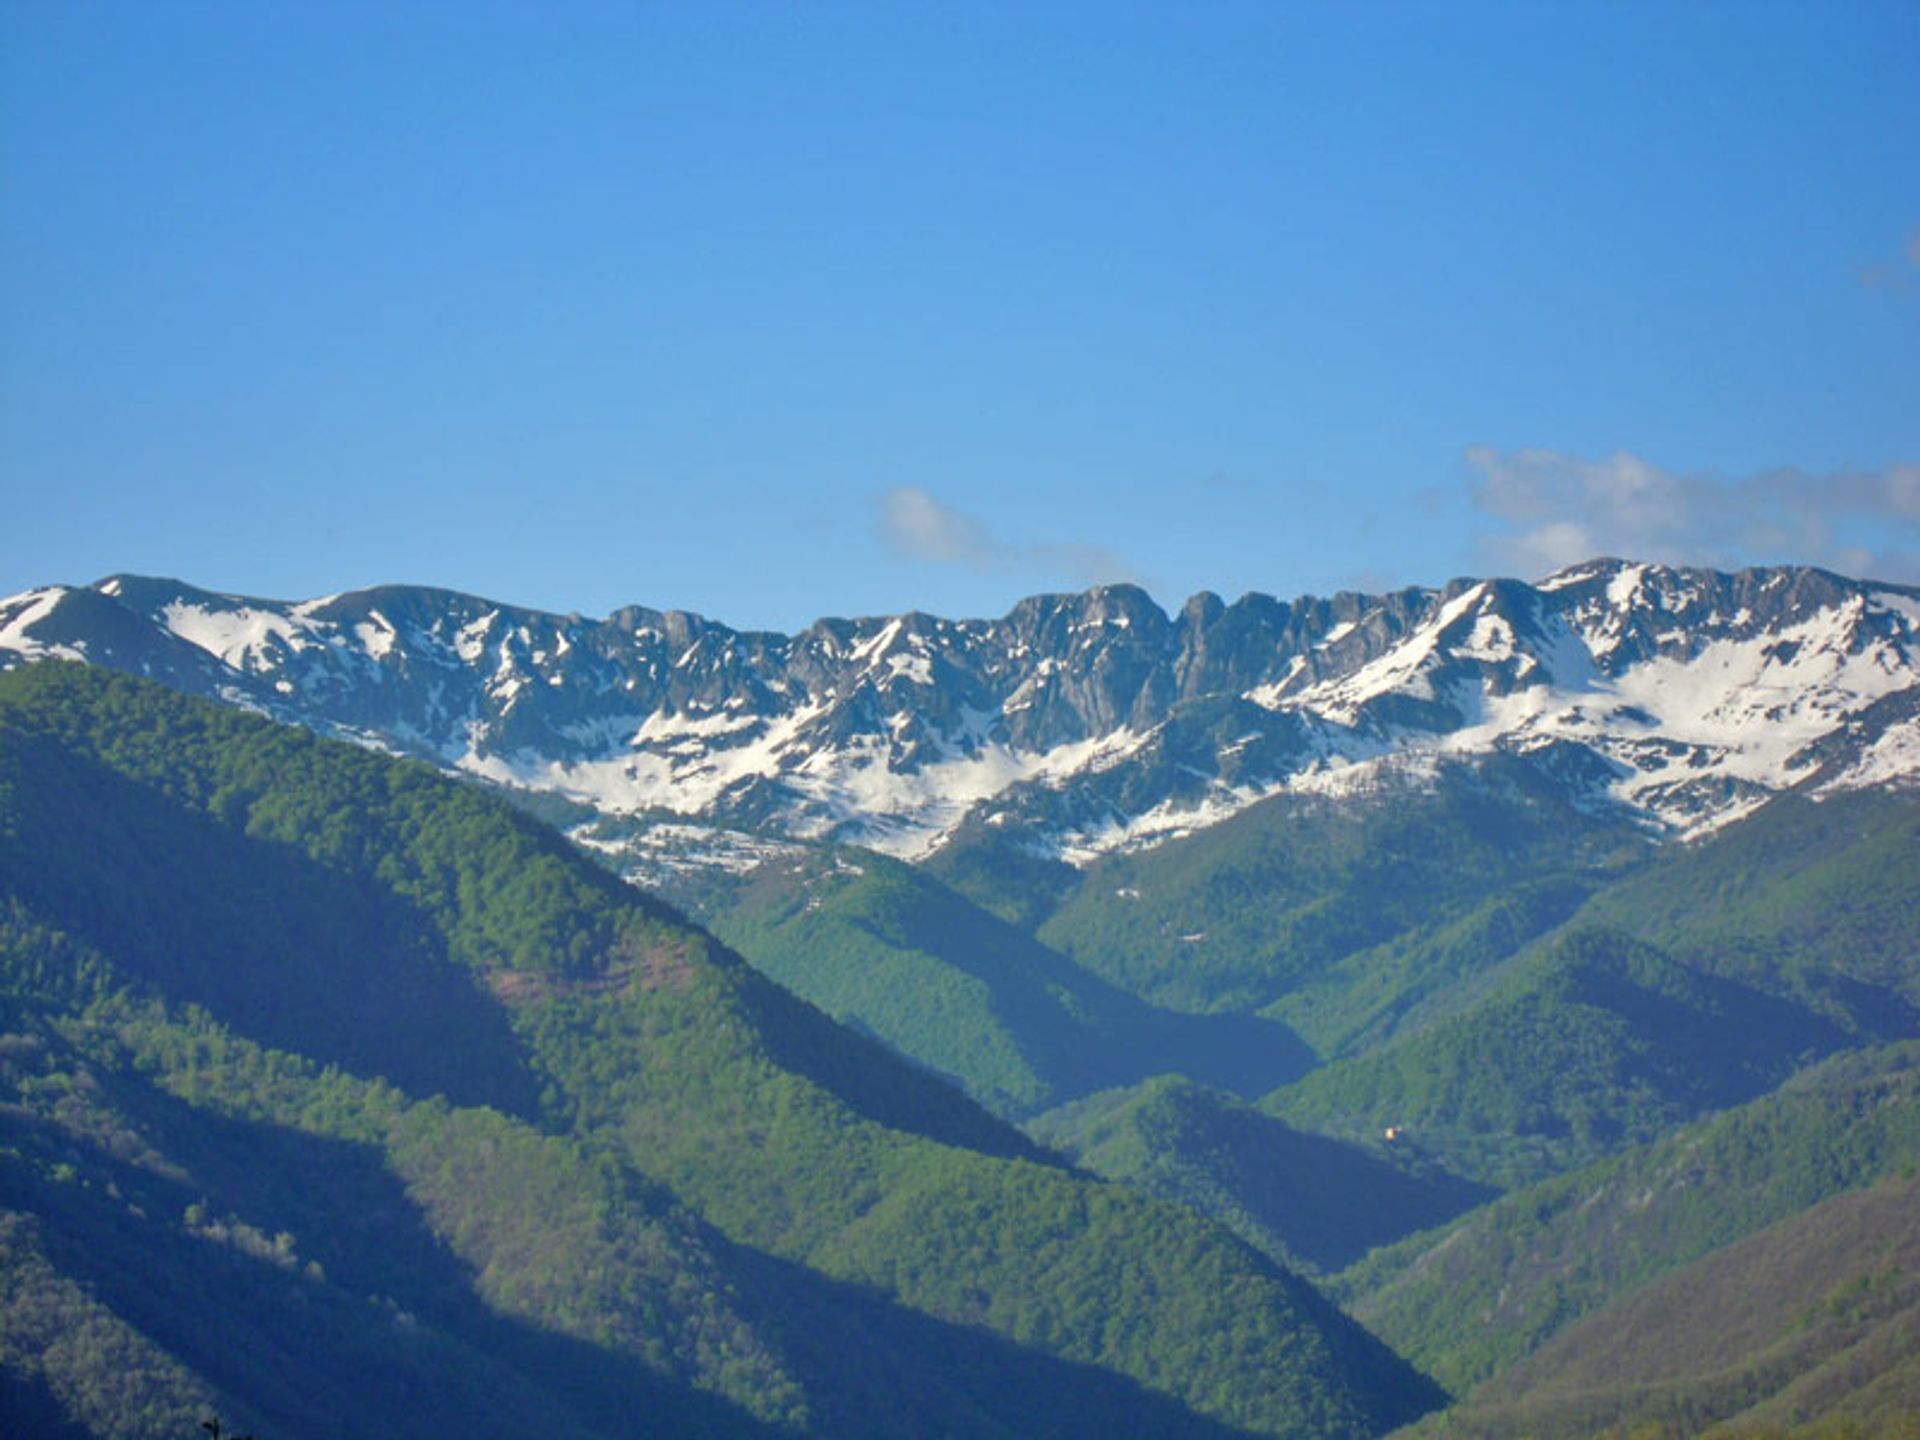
xmin=3 ymin=560 xmax=1916 ymax=862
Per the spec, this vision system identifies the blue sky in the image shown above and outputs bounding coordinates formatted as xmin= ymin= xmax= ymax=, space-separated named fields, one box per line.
xmin=4 ymin=1 xmax=1917 ymax=630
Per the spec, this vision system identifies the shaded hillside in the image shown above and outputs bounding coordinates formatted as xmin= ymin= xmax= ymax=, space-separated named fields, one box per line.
xmin=1265 ymin=927 xmax=1847 ymax=1187
xmin=693 ymin=848 xmax=1314 ymax=1117
xmin=1262 ymin=874 xmax=1599 ymax=1062
xmin=0 ymin=987 xmax=791 ymax=1440
xmin=1340 ymin=1043 xmax=1920 ymax=1396
xmin=0 ymin=663 xmax=1440 ymax=1440
xmin=1026 ymin=1075 xmax=1493 ymax=1274
xmin=1579 ymin=788 xmax=1920 ymax=1027
xmin=1428 ymin=1172 xmax=1920 ymax=1437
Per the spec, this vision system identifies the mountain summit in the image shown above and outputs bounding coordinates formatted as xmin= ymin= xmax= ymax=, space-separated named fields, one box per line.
xmin=4 ymin=561 xmax=1917 ymax=862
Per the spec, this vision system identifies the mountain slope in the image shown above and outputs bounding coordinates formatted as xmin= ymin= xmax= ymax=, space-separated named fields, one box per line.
xmin=1264 ymin=873 xmax=1603 ymax=1063
xmin=1264 ymin=924 xmax=1849 ymax=1187
xmin=1576 ymin=786 xmax=1920 ymax=1022
xmin=1251 ymin=783 xmax=1920 ymax=1187
xmin=1032 ymin=759 xmax=1643 ymax=1016
xmin=1025 ymin=1075 xmax=1494 ymax=1275
xmin=1429 ymin=1171 xmax=1920 ymax=1437
xmin=0 ymin=663 xmax=1439 ymax=1439
xmin=1337 ymin=1042 xmax=1920 ymax=1397
xmin=682 ymin=845 xmax=1314 ymax=1117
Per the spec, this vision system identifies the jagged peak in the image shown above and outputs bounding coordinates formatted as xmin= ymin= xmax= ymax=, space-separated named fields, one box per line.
xmin=1178 ymin=591 xmax=1226 ymax=626
xmin=63 ymin=560 xmax=1914 ymax=657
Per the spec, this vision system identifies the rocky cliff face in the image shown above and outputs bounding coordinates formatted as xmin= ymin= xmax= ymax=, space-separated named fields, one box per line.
xmin=5 ymin=559 xmax=1917 ymax=860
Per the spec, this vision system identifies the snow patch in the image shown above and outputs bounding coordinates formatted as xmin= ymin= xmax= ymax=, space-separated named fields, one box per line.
xmin=161 ymin=600 xmax=317 ymax=672
xmin=1607 ymin=563 xmax=1650 ymax=609
xmin=0 ymin=588 xmax=82 ymax=661
xmin=885 ymin=652 xmax=935 ymax=685
xmin=354 ymin=611 xmax=397 ymax=660
xmin=454 ymin=613 xmax=496 ymax=663
xmin=1823 ymin=715 xmax=1920 ymax=795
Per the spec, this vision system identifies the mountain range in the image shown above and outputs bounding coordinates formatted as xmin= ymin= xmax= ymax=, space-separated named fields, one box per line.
xmin=3 ymin=559 xmax=1919 ymax=1439
xmin=4 ymin=561 xmax=1917 ymax=871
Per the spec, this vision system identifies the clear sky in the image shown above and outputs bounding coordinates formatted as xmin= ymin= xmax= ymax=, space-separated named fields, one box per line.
xmin=4 ymin=1 xmax=1917 ymax=630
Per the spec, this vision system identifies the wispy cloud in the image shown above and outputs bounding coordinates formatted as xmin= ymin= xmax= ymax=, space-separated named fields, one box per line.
xmin=876 ymin=487 xmax=1144 ymax=588
xmin=1465 ymin=447 xmax=1920 ymax=583
xmin=1856 ymin=222 xmax=1920 ymax=294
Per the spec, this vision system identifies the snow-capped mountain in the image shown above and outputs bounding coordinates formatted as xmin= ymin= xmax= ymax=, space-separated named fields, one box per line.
xmin=4 ymin=561 xmax=1917 ymax=862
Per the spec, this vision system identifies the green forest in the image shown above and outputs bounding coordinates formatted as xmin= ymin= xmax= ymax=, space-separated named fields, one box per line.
xmin=3 ymin=662 xmax=1918 ymax=1438
xmin=0 ymin=664 xmax=1436 ymax=1439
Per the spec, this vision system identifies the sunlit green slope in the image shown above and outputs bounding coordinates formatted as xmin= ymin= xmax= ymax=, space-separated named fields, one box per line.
xmin=0 ymin=663 xmax=1439 ymax=1440
xmin=1338 ymin=1042 xmax=1920 ymax=1398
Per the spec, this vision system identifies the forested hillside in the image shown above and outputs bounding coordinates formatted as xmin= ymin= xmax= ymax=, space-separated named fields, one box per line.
xmin=1340 ymin=1042 xmax=1920 ymax=1395
xmin=0 ymin=663 xmax=1439 ymax=1440
xmin=1024 ymin=1075 xmax=1492 ymax=1275
xmin=1423 ymin=1171 xmax=1920 ymax=1436
xmin=684 ymin=845 xmax=1312 ymax=1118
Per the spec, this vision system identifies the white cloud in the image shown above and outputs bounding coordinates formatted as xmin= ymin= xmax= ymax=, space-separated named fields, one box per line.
xmin=1465 ymin=447 xmax=1920 ymax=584
xmin=876 ymin=487 xmax=1143 ymax=588
xmin=878 ymin=488 xmax=1000 ymax=568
